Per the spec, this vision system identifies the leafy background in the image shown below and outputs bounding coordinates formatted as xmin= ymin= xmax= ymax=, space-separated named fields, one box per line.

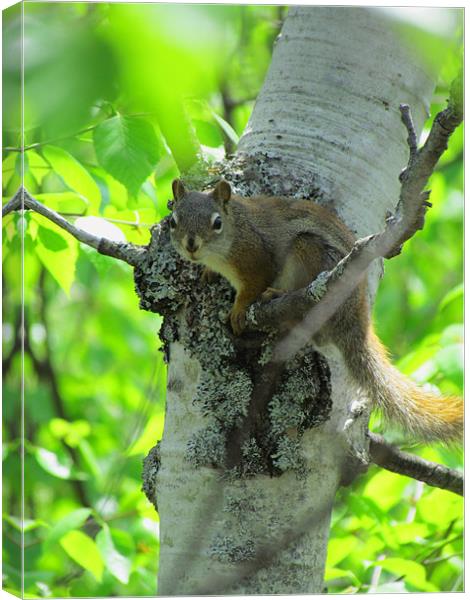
xmin=2 ymin=3 xmax=463 ymax=597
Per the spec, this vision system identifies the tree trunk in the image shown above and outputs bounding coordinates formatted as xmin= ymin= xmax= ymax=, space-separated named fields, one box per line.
xmin=139 ymin=7 xmax=436 ymax=595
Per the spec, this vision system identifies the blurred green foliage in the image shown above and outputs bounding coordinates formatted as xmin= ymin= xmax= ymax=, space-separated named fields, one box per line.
xmin=2 ymin=3 xmax=462 ymax=597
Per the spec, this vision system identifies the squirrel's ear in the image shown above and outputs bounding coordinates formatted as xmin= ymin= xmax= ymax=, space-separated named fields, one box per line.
xmin=172 ymin=179 xmax=186 ymax=202
xmin=213 ymin=180 xmax=232 ymax=204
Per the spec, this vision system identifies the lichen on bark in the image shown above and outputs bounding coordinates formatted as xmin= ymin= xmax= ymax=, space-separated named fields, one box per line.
xmin=135 ymin=209 xmax=333 ymax=487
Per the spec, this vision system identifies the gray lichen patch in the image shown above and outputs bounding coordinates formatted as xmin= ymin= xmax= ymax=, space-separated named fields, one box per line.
xmin=257 ymin=332 xmax=277 ymax=365
xmin=185 ymin=423 xmax=227 ymax=468
xmin=306 ymin=270 xmax=330 ymax=301
xmin=194 ymin=367 xmax=253 ymax=427
xmin=183 ymin=158 xmax=212 ymax=190
xmin=177 ymin=278 xmax=237 ymax=372
xmin=222 ymin=488 xmax=260 ymax=519
xmin=134 ymin=222 xmax=192 ymax=315
xmin=209 ymin=534 xmax=256 ymax=563
xmin=271 ymin=350 xmax=332 ymax=434
xmin=271 ymin=436 xmax=305 ymax=474
xmin=142 ymin=442 xmax=161 ymax=511
xmin=240 ymin=438 xmax=268 ymax=476
xmin=216 ymin=153 xmax=325 ymax=201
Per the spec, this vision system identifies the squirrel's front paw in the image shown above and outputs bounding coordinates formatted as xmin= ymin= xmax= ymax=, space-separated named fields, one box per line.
xmin=261 ymin=287 xmax=286 ymax=302
xmin=229 ymin=307 xmax=246 ymax=336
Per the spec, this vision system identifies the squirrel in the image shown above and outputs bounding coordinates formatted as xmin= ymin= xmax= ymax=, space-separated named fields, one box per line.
xmin=169 ymin=178 xmax=463 ymax=444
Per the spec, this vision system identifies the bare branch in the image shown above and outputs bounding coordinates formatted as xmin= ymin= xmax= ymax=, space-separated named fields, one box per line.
xmin=2 ymin=188 xmax=147 ymax=267
xmin=246 ymin=79 xmax=463 ymax=362
xmin=399 ymin=103 xmax=418 ymax=163
xmin=368 ymin=433 xmax=463 ymax=496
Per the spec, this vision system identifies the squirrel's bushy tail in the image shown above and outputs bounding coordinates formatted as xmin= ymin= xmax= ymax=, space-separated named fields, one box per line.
xmin=339 ymin=326 xmax=463 ymax=443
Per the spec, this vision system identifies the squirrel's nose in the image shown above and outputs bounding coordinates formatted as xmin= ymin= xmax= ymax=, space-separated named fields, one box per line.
xmin=186 ymin=236 xmax=200 ymax=253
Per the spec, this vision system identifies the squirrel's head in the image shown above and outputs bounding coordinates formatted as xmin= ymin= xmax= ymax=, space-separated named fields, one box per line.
xmin=169 ymin=179 xmax=233 ymax=264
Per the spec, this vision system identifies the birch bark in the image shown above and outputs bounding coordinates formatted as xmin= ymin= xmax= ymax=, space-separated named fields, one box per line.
xmin=141 ymin=7 xmax=436 ymax=595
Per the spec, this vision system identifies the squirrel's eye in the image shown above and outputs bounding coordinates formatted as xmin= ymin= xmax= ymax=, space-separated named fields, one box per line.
xmin=169 ymin=216 xmax=177 ymax=230
xmin=212 ymin=214 xmax=223 ymax=232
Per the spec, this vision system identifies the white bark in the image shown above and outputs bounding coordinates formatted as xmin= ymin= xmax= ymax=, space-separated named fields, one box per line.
xmin=151 ymin=7 xmax=436 ymax=595
xmin=238 ymin=8 xmax=433 ymax=233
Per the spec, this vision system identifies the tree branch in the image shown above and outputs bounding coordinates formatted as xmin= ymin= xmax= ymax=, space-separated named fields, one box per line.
xmin=2 ymin=188 xmax=147 ymax=268
xmin=246 ymin=78 xmax=463 ymax=362
xmin=368 ymin=433 xmax=463 ymax=496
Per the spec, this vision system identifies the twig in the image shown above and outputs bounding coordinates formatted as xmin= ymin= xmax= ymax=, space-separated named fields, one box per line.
xmin=369 ymin=552 xmax=386 ymax=593
xmin=2 ymin=188 xmax=147 ymax=267
xmin=368 ymin=433 xmax=463 ymax=496
xmin=246 ymin=78 xmax=463 ymax=362
xmin=399 ymin=104 xmax=418 ymax=162
xmin=58 ymin=212 xmax=153 ymax=228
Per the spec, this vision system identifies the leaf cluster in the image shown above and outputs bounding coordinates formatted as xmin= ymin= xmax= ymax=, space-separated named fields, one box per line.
xmin=2 ymin=3 xmax=463 ymax=596
xmin=2 ymin=3 xmax=283 ymax=597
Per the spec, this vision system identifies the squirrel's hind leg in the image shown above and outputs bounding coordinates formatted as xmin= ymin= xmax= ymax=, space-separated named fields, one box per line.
xmin=273 ymin=234 xmax=326 ymax=291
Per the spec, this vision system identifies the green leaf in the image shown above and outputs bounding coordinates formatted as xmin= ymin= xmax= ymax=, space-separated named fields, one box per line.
xmin=60 ymin=530 xmax=104 ymax=582
xmin=127 ymin=413 xmax=164 ymax=456
xmin=2 ymin=153 xmax=18 ymax=189
xmin=392 ymin=522 xmax=430 ymax=544
xmin=327 ymin=536 xmax=358 ymax=567
xmin=434 ymin=344 xmax=463 ymax=387
xmin=93 ymin=115 xmax=161 ymax=197
xmin=37 ymin=225 xmax=69 ymax=251
xmin=32 ymin=213 xmax=78 ymax=295
xmin=417 ymin=487 xmax=463 ymax=526
xmin=377 ymin=557 xmax=437 ymax=591
xmin=211 ymin=110 xmax=240 ymax=145
xmin=77 ymin=440 xmax=100 ymax=479
xmin=324 ymin=567 xmax=360 ymax=586
xmin=33 ymin=447 xmax=74 ymax=479
xmin=3 ymin=515 xmax=48 ymax=533
xmin=26 ymin=149 xmax=50 ymax=185
xmin=96 ymin=524 xmax=132 ymax=584
xmin=30 ymin=444 xmax=87 ymax=482
xmin=44 ymin=508 xmax=92 ymax=551
xmin=363 ymin=469 xmax=409 ymax=512
xmin=35 ymin=192 xmax=88 ymax=215
xmin=89 ymin=166 xmax=128 ymax=210
xmin=192 ymin=118 xmax=224 ymax=147
xmin=397 ymin=335 xmax=440 ymax=376
xmin=49 ymin=418 xmax=71 ymax=439
xmin=438 ymin=283 xmax=463 ymax=314
xmin=42 ymin=146 xmax=101 ymax=212
xmin=49 ymin=418 xmax=91 ymax=447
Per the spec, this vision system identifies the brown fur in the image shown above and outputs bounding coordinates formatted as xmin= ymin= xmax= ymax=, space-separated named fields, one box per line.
xmin=170 ymin=180 xmax=463 ymax=443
